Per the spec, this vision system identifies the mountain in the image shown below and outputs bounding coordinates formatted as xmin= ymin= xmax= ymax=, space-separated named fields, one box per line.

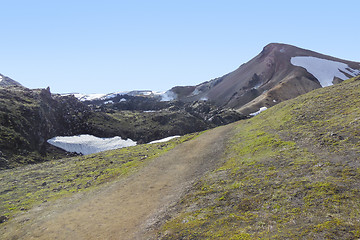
xmin=168 ymin=43 xmax=360 ymax=115
xmin=0 ymin=74 xmax=23 ymax=87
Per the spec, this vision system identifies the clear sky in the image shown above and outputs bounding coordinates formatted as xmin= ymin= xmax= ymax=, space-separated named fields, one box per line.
xmin=0 ymin=0 xmax=359 ymax=94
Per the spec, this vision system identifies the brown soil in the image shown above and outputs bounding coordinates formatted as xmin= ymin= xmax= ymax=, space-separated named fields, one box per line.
xmin=1 ymin=123 xmax=235 ymax=240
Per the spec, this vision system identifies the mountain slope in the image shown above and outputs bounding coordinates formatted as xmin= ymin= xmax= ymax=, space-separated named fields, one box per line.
xmin=0 ymin=74 xmax=22 ymax=87
xmin=158 ymin=75 xmax=360 ymax=239
xmin=170 ymin=43 xmax=360 ymax=115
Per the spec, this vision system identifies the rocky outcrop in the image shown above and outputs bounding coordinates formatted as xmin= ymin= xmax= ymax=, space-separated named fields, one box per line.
xmin=0 ymin=86 xmax=94 ymax=168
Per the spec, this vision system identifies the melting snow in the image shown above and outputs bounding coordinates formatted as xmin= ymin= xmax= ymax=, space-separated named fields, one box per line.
xmin=74 ymin=93 xmax=107 ymax=101
xmin=191 ymin=88 xmax=200 ymax=96
xmin=47 ymin=134 xmax=137 ymax=155
xmin=160 ymin=90 xmax=176 ymax=101
xmin=249 ymin=107 xmax=268 ymax=116
xmin=291 ymin=56 xmax=360 ymax=87
xmin=148 ymin=136 xmax=180 ymax=144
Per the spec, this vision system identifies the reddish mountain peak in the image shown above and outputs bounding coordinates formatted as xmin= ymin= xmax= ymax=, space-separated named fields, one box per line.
xmin=170 ymin=43 xmax=360 ymax=115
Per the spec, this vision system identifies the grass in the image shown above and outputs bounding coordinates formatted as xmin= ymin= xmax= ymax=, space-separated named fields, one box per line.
xmin=159 ymin=76 xmax=360 ymax=239
xmin=0 ymin=132 xmax=199 ymax=222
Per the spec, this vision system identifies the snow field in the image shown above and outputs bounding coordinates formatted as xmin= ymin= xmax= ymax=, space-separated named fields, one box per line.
xmin=47 ymin=134 xmax=137 ymax=155
xmin=291 ymin=56 xmax=360 ymax=87
xmin=47 ymin=134 xmax=183 ymax=155
xmin=249 ymin=107 xmax=268 ymax=116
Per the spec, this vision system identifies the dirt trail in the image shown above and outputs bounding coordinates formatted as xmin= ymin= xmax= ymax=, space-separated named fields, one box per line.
xmin=2 ymin=123 xmax=235 ymax=240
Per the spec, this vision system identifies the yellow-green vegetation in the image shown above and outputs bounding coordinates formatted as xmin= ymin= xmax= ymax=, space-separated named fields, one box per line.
xmin=0 ymin=133 xmax=198 ymax=222
xmin=160 ymin=76 xmax=360 ymax=239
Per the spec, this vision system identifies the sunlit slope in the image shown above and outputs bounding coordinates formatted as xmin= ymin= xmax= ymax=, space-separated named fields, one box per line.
xmin=159 ymin=76 xmax=360 ymax=239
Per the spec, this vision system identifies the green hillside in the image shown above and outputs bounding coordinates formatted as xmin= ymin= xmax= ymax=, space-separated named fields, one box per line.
xmin=159 ymin=76 xmax=360 ymax=239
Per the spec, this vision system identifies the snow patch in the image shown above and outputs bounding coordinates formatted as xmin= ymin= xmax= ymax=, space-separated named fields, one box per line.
xmin=0 ymin=76 xmax=3 ymax=82
xmin=148 ymin=136 xmax=180 ymax=144
xmin=291 ymin=56 xmax=360 ymax=87
xmin=161 ymin=90 xmax=176 ymax=101
xmin=119 ymin=98 xmax=127 ymax=102
xmin=104 ymin=100 xmax=114 ymax=104
xmin=249 ymin=107 xmax=268 ymax=116
xmin=47 ymin=134 xmax=136 ymax=155
xmin=74 ymin=93 xmax=107 ymax=101
xmin=273 ymin=99 xmax=277 ymax=103
xmin=191 ymin=88 xmax=200 ymax=96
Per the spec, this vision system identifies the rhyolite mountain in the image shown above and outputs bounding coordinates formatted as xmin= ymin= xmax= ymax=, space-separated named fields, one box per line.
xmin=168 ymin=43 xmax=360 ymax=114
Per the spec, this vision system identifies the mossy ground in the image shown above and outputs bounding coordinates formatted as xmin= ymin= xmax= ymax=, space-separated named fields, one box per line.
xmin=0 ymin=133 xmax=199 ymax=222
xmin=159 ymin=76 xmax=360 ymax=239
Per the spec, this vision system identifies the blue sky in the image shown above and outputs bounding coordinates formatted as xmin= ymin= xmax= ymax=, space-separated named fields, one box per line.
xmin=0 ymin=0 xmax=359 ymax=93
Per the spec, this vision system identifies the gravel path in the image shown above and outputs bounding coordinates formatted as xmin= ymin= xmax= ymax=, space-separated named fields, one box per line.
xmin=1 ymin=123 xmax=235 ymax=240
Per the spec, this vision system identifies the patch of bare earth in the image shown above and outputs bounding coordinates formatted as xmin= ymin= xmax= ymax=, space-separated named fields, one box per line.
xmin=1 ymin=123 xmax=235 ymax=240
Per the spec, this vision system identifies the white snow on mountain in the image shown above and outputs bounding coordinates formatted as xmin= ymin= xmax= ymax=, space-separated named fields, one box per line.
xmin=160 ymin=90 xmax=176 ymax=101
xmin=148 ymin=135 xmax=180 ymax=144
xmin=249 ymin=107 xmax=268 ymax=116
xmin=47 ymin=134 xmax=137 ymax=155
xmin=291 ymin=56 xmax=360 ymax=87
xmin=0 ymin=76 xmax=3 ymax=82
xmin=70 ymin=90 xmax=176 ymax=102
xmin=73 ymin=93 xmax=107 ymax=101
